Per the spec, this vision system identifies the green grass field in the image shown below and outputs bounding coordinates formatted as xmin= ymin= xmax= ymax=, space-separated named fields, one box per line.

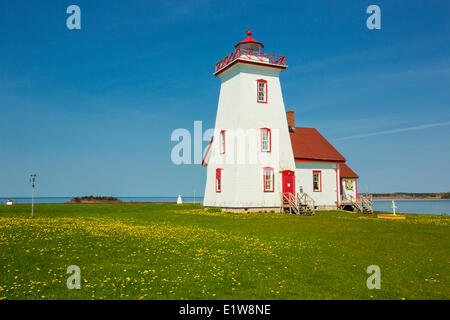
xmin=0 ymin=203 xmax=448 ymax=300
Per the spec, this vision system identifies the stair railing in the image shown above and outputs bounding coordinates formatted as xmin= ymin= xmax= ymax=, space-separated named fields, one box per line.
xmin=359 ymin=194 xmax=374 ymax=214
xmin=297 ymin=192 xmax=316 ymax=215
xmin=281 ymin=193 xmax=299 ymax=214
xmin=348 ymin=194 xmax=363 ymax=212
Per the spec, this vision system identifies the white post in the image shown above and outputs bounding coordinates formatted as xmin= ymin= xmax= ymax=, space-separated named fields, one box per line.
xmin=177 ymin=194 xmax=183 ymax=205
xmin=392 ymin=200 xmax=397 ymax=215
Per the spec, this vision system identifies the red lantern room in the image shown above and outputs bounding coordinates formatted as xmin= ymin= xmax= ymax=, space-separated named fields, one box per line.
xmin=214 ymin=29 xmax=286 ymax=76
xmin=234 ymin=29 xmax=264 ymax=53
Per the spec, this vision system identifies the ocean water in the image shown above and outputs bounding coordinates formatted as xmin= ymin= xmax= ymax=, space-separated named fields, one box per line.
xmin=373 ymin=200 xmax=450 ymax=215
xmin=0 ymin=196 xmax=204 ymax=205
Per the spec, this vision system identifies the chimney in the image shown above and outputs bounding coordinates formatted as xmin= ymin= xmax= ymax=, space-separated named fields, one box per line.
xmin=286 ymin=110 xmax=295 ymax=129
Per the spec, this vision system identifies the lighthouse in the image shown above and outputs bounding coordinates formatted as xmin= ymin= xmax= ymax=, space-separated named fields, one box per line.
xmin=201 ymin=30 xmax=367 ymax=214
xmin=202 ymin=30 xmax=296 ymax=211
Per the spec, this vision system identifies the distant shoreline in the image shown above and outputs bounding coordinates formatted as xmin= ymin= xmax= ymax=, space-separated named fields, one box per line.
xmin=371 ymin=197 xmax=449 ymax=201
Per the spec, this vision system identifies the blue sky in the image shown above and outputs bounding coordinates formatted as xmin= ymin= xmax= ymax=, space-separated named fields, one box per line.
xmin=0 ymin=0 xmax=449 ymax=197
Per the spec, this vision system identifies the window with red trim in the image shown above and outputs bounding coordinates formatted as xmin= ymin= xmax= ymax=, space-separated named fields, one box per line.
xmin=313 ymin=170 xmax=322 ymax=192
xmin=216 ymin=168 xmax=223 ymax=192
xmin=220 ymin=130 xmax=226 ymax=154
xmin=257 ymin=79 xmax=267 ymax=103
xmin=260 ymin=128 xmax=271 ymax=152
xmin=263 ymin=167 xmax=274 ymax=192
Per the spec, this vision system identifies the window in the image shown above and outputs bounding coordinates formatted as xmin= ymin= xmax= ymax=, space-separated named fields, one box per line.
xmin=345 ymin=180 xmax=353 ymax=190
xmin=260 ymin=128 xmax=271 ymax=152
xmin=263 ymin=167 xmax=274 ymax=192
xmin=313 ymin=170 xmax=322 ymax=192
xmin=216 ymin=168 xmax=223 ymax=192
xmin=220 ymin=130 xmax=226 ymax=154
xmin=257 ymin=79 xmax=267 ymax=103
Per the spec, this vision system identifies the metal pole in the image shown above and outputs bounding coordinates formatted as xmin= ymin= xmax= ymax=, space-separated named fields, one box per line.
xmin=30 ymin=174 xmax=36 ymax=218
xmin=31 ymin=183 xmax=35 ymax=218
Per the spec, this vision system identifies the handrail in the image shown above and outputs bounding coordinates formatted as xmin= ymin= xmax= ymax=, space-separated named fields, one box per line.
xmin=347 ymin=194 xmax=356 ymax=203
xmin=297 ymin=192 xmax=316 ymax=215
xmin=339 ymin=194 xmax=374 ymax=214
xmin=298 ymin=192 xmax=315 ymax=208
xmin=215 ymin=48 xmax=286 ymax=73
xmin=359 ymin=194 xmax=374 ymax=213
xmin=282 ymin=193 xmax=298 ymax=214
xmin=281 ymin=192 xmax=316 ymax=215
xmin=347 ymin=194 xmax=363 ymax=212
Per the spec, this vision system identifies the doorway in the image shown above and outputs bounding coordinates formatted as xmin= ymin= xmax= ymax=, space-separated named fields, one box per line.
xmin=282 ymin=170 xmax=295 ymax=202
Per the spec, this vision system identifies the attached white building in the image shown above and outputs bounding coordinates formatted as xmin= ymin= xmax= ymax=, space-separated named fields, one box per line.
xmin=339 ymin=163 xmax=359 ymax=208
xmin=202 ymin=31 xmax=360 ymax=212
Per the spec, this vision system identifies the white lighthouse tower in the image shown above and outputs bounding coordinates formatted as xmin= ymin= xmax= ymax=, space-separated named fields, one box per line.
xmin=202 ymin=30 xmax=296 ymax=211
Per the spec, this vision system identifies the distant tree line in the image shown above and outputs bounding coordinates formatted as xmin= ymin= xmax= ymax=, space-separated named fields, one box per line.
xmin=71 ymin=195 xmax=119 ymax=203
xmin=370 ymin=192 xmax=450 ymax=199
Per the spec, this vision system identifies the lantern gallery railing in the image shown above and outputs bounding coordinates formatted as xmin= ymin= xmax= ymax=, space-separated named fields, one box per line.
xmin=215 ymin=48 xmax=286 ymax=73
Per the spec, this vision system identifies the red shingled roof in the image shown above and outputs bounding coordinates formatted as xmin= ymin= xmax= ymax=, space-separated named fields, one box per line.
xmin=340 ymin=163 xmax=359 ymax=179
xmin=289 ymin=127 xmax=346 ymax=162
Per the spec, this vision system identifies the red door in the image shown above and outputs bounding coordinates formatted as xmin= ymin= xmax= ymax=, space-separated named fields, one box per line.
xmin=282 ymin=170 xmax=295 ymax=202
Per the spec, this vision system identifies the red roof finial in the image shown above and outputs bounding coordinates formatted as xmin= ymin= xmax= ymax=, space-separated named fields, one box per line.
xmin=235 ymin=28 xmax=264 ymax=49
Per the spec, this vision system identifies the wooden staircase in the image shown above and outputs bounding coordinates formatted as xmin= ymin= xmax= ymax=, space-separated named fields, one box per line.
xmin=281 ymin=193 xmax=316 ymax=216
xmin=345 ymin=194 xmax=374 ymax=214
